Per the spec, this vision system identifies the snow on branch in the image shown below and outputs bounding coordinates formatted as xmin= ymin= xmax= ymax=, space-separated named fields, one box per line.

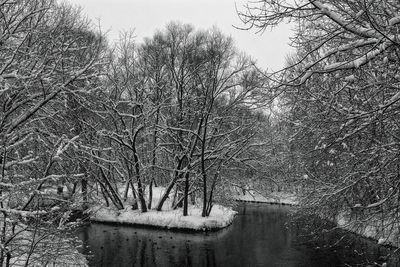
xmin=0 ymin=208 xmax=47 ymax=217
xmin=0 ymin=174 xmax=67 ymax=189
xmin=312 ymin=1 xmax=380 ymax=38
xmin=5 ymin=156 xmax=39 ymax=168
xmin=323 ymin=41 xmax=391 ymax=71
xmin=54 ymin=135 xmax=79 ymax=159
xmin=389 ymin=16 xmax=400 ymax=26
xmin=5 ymin=133 xmax=33 ymax=150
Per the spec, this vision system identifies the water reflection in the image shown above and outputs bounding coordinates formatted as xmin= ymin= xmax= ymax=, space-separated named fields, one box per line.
xmin=77 ymin=204 xmax=399 ymax=267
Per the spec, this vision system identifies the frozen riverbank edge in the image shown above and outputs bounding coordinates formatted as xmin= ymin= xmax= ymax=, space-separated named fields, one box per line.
xmin=89 ymin=189 xmax=294 ymax=231
xmin=234 ymin=191 xmax=299 ymax=206
xmin=233 ymin=191 xmax=399 ymax=248
xmin=90 ymin=204 xmax=237 ymax=232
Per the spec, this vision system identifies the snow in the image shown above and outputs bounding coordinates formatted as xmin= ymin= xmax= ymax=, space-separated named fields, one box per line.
xmin=0 ymin=208 xmax=47 ymax=217
xmin=335 ymin=212 xmax=400 ymax=247
xmin=90 ymin=204 xmax=237 ymax=231
xmin=55 ymin=135 xmax=79 ymax=158
xmin=300 ymin=70 xmax=313 ymax=84
xmin=90 ymin=185 xmax=237 ymax=231
xmin=378 ymin=238 xmax=387 ymax=245
xmin=389 ymin=16 xmax=400 ymax=26
xmin=234 ymin=190 xmax=298 ymax=205
xmin=344 ymin=74 xmax=355 ymax=82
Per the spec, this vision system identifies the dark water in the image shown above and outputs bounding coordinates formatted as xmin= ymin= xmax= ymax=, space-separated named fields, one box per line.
xmin=77 ymin=204 xmax=399 ymax=267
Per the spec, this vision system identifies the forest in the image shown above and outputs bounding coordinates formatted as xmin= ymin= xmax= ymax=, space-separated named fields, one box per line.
xmin=1 ymin=0 xmax=400 ymax=266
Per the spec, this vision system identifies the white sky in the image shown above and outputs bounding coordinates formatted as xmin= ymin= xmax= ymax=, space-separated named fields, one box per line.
xmin=67 ymin=0 xmax=293 ymax=71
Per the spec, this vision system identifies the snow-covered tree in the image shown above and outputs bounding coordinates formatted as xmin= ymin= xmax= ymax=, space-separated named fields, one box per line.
xmin=0 ymin=0 xmax=105 ymax=265
xmin=239 ymin=0 xmax=400 ymax=243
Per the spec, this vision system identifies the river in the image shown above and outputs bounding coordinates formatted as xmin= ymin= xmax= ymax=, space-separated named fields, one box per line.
xmin=77 ymin=203 xmax=399 ymax=266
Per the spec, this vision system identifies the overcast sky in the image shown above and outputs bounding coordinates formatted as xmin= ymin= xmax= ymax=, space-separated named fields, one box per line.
xmin=67 ymin=0 xmax=293 ymax=71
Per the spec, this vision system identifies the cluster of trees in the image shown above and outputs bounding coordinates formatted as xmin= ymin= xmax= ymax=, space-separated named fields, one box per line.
xmin=240 ymin=0 xmax=400 ymax=241
xmin=97 ymin=24 xmax=268 ymax=217
xmin=0 ymin=0 xmax=271 ymax=264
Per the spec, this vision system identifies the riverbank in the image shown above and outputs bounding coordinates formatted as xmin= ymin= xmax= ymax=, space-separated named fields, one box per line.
xmin=336 ymin=212 xmax=400 ymax=248
xmin=234 ymin=190 xmax=298 ymax=205
xmin=233 ymin=189 xmax=398 ymax=248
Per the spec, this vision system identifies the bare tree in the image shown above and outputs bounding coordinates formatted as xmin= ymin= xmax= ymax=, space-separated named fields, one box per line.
xmin=138 ymin=23 xmax=267 ymax=216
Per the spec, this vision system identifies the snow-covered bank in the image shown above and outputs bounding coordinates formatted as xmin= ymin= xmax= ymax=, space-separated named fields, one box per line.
xmin=89 ymin=185 xmax=237 ymax=231
xmin=90 ymin=204 xmax=237 ymax=231
xmin=336 ymin=213 xmax=400 ymax=248
xmin=234 ymin=190 xmax=298 ymax=205
xmin=233 ymin=188 xmax=397 ymax=247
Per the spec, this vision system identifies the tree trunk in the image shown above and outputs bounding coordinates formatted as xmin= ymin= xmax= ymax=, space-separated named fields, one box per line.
xmin=133 ymin=150 xmax=147 ymax=212
xmin=148 ymin=179 xmax=153 ymax=209
xmin=156 ymin=156 xmax=185 ymax=211
xmin=99 ymin=184 xmax=110 ymax=207
xmin=206 ymin=171 xmax=219 ymax=216
xmin=123 ymin=179 xmax=130 ymax=202
xmin=81 ymin=177 xmax=88 ymax=209
xmin=201 ymin=115 xmax=210 ymax=217
xmin=130 ymin=126 xmax=147 ymax=212
xmin=130 ymin=181 xmax=138 ymax=210
xmin=99 ymin=167 xmax=124 ymax=210
xmin=183 ymin=171 xmax=190 ymax=216
xmin=148 ymin=107 xmax=160 ymax=210
xmin=0 ymin=212 xmax=6 ymax=267
xmin=201 ymin=172 xmax=207 ymax=217
xmin=156 ymin=178 xmax=175 ymax=211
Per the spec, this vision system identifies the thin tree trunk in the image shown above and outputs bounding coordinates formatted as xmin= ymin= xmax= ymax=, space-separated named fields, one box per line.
xmin=156 ymin=177 xmax=176 ymax=211
xmin=148 ymin=108 xmax=160 ymax=210
xmin=132 ymin=148 xmax=147 ymax=212
xmin=202 ymin=172 xmax=207 ymax=217
xmin=171 ymin=183 xmax=179 ymax=208
xmin=206 ymin=171 xmax=219 ymax=216
xmin=95 ymin=176 xmax=120 ymax=209
xmin=201 ymin=116 xmax=210 ymax=217
xmin=71 ymin=182 xmax=77 ymax=195
xmin=148 ymin=180 xmax=153 ymax=209
xmin=100 ymin=184 xmax=110 ymax=207
xmin=130 ymin=181 xmax=139 ymax=210
xmin=5 ymin=251 xmax=10 ymax=267
xmin=81 ymin=176 xmax=88 ymax=210
xmin=156 ymin=156 xmax=185 ymax=211
xmin=123 ymin=179 xmax=130 ymax=202
xmin=99 ymin=167 xmax=124 ymax=210
xmin=129 ymin=126 xmax=147 ymax=212
xmin=0 ymin=212 xmax=6 ymax=267
xmin=183 ymin=171 xmax=190 ymax=216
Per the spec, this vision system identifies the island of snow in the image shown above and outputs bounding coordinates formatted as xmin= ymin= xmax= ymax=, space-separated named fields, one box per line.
xmin=89 ymin=186 xmax=237 ymax=231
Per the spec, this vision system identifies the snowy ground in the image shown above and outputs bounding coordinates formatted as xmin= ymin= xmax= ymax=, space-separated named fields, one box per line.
xmin=89 ymin=186 xmax=237 ymax=231
xmin=91 ymin=204 xmax=236 ymax=231
xmin=233 ymin=190 xmax=298 ymax=205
